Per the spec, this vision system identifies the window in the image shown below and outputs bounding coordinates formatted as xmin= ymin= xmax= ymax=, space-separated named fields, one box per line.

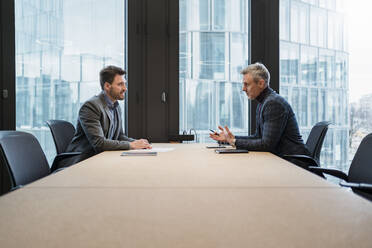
xmin=280 ymin=0 xmax=349 ymax=173
xmin=180 ymin=0 xmax=249 ymax=142
xmin=291 ymin=1 xmax=309 ymax=44
xmin=15 ymin=0 xmax=127 ymax=162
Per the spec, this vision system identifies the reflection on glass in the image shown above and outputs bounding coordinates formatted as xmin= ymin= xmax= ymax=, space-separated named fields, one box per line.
xmin=281 ymin=86 xmax=289 ymax=101
xmin=280 ymin=42 xmax=299 ymax=85
xmin=319 ymin=89 xmax=327 ymax=122
xmin=335 ymin=53 xmax=348 ymax=88
xmin=231 ymin=33 xmax=248 ymax=81
xmin=319 ymin=49 xmax=335 ymax=87
xmin=310 ymin=89 xmax=318 ymax=124
xmin=300 ymin=89 xmax=308 ymax=126
xmin=15 ymin=0 xmax=126 ymax=163
xmin=280 ymin=0 xmax=349 ymax=172
xmin=185 ymin=80 xmax=215 ymax=130
xmin=291 ymin=1 xmax=309 ymax=44
xmin=180 ymin=0 xmax=209 ymax=31
xmin=180 ymin=0 xmax=249 ymax=142
xmin=310 ymin=7 xmax=327 ymax=47
xmin=301 ymin=46 xmax=317 ymax=85
xmin=328 ymin=12 xmax=344 ymax=50
xmin=292 ymin=87 xmax=300 ymax=118
xmin=280 ymin=0 xmax=290 ymax=41
xmin=193 ymin=32 xmax=226 ymax=80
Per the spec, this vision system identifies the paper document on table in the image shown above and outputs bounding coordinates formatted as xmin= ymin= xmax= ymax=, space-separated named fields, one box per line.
xmin=150 ymin=147 xmax=175 ymax=152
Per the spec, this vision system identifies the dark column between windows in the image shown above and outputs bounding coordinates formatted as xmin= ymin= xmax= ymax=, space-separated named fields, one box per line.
xmin=0 ymin=0 xmax=15 ymax=130
xmin=128 ymin=0 xmax=179 ymax=142
xmin=250 ymin=0 xmax=279 ymax=135
xmin=0 ymin=0 xmax=15 ymax=195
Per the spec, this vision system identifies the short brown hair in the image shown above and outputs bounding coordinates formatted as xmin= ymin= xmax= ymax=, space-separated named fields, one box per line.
xmin=100 ymin=65 xmax=126 ymax=90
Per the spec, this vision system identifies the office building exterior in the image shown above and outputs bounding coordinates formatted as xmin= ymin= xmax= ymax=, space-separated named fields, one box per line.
xmin=280 ymin=0 xmax=349 ymax=171
xmin=179 ymin=0 xmax=250 ymax=142
xmin=15 ymin=0 xmax=125 ymax=162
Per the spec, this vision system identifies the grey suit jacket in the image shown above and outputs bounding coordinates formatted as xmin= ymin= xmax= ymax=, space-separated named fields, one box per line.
xmin=66 ymin=92 xmax=134 ymax=164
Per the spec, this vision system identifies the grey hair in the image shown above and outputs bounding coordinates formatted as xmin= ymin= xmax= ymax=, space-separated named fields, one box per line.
xmin=240 ymin=62 xmax=270 ymax=85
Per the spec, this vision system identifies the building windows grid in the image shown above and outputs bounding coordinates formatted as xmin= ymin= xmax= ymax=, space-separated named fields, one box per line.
xmin=179 ymin=0 xmax=249 ymax=142
xmin=15 ymin=0 xmax=127 ymax=163
xmin=280 ymin=0 xmax=349 ymax=172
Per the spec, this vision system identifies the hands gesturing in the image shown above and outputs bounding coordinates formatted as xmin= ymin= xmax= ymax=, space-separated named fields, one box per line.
xmin=209 ymin=125 xmax=235 ymax=145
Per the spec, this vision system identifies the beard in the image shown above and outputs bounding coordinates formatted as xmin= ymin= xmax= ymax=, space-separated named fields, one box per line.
xmin=109 ymin=88 xmax=125 ymax=101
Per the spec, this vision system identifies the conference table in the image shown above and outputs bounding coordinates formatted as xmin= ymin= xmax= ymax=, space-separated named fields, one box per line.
xmin=0 ymin=143 xmax=372 ymax=247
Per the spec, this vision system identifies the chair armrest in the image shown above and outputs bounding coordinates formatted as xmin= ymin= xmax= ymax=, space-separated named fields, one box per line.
xmin=10 ymin=185 xmax=23 ymax=191
xmin=52 ymin=167 xmax=66 ymax=174
xmin=282 ymin=154 xmax=319 ymax=167
xmin=51 ymin=152 xmax=82 ymax=172
xmin=308 ymin=167 xmax=348 ymax=181
xmin=56 ymin=152 xmax=82 ymax=160
xmin=340 ymin=181 xmax=372 ymax=190
xmin=53 ymin=152 xmax=82 ymax=164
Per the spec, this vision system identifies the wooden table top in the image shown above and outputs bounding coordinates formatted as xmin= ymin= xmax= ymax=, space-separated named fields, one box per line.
xmin=0 ymin=143 xmax=371 ymax=248
xmin=28 ymin=143 xmax=336 ymax=188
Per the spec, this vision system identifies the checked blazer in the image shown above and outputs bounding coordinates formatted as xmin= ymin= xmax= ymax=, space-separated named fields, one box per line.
xmin=235 ymin=87 xmax=310 ymax=157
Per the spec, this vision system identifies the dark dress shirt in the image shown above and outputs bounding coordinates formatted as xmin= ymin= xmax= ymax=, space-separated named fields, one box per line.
xmin=235 ymin=87 xmax=310 ymax=158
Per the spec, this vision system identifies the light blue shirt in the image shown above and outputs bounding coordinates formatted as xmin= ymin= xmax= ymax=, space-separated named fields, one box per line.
xmin=102 ymin=91 xmax=119 ymax=140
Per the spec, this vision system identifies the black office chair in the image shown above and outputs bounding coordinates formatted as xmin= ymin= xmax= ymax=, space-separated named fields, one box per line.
xmin=46 ymin=120 xmax=81 ymax=172
xmin=46 ymin=120 xmax=76 ymax=154
xmin=283 ymin=121 xmax=331 ymax=171
xmin=0 ymin=131 xmax=50 ymax=191
xmin=310 ymin=133 xmax=372 ymax=201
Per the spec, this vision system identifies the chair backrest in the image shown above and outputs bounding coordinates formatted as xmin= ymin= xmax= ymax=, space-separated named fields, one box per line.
xmin=0 ymin=131 xmax=50 ymax=187
xmin=46 ymin=120 xmax=76 ymax=154
xmin=306 ymin=121 xmax=331 ymax=162
xmin=348 ymin=133 xmax=372 ymax=184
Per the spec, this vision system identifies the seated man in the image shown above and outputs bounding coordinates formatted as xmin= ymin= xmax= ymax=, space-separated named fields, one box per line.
xmin=65 ymin=65 xmax=151 ymax=165
xmin=210 ymin=63 xmax=310 ymax=165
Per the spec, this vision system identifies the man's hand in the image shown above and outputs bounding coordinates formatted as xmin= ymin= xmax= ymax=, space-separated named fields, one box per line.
xmin=209 ymin=125 xmax=235 ymax=144
xmin=130 ymin=139 xmax=152 ymax=149
xmin=223 ymin=126 xmax=235 ymax=145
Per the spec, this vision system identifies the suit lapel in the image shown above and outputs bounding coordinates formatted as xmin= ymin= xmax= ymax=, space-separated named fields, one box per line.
xmin=99 ymin=93 xmax=113 ymax=136
xmin=104 ymin=105 xmax=113 ymax=123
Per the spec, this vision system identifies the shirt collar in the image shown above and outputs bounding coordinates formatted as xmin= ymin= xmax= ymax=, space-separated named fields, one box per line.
xmin=255 ymin=86 xmax=272 ymax=104
xmin=102 ymin=91 xmax=119 ymax=109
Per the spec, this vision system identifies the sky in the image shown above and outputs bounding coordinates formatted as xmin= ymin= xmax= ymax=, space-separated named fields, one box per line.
xmin=347 ymin=1 xmax=372 ymax=103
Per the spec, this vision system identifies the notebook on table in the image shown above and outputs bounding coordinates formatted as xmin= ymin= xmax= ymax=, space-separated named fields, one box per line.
xmin=215 ymin=149 xmax=249 ymax=154
xmin=121 ymin=151 xmax=157 ymax=156
xmin=206 ymin=145 xmax=227 ymax=149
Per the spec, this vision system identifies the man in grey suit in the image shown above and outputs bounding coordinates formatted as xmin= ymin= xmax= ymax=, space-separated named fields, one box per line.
xmin=66 ymin=65 xmax=151 ymax=165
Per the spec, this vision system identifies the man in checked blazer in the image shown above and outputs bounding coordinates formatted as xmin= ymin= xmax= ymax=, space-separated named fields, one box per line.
xmin=210 ymin=63 xmax=310 ymax=164
xmin=65 ymin=65 xmax=151 ymax=165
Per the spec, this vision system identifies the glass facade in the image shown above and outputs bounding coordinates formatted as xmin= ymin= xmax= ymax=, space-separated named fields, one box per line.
xmin=280 ymin=0 xmax=349 ymax=171
xmin=15 ymin=0 xmax=126 ymax=163
xmin=179 ymin=0 xmax=250 ymax=142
